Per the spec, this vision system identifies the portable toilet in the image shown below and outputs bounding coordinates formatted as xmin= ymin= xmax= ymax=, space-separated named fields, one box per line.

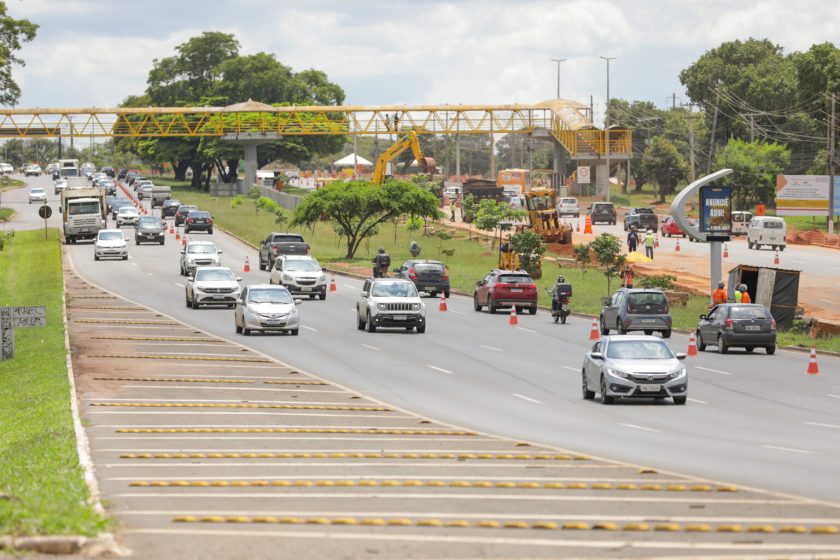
xmin=727 ymin=264 xmax=801 ymax=330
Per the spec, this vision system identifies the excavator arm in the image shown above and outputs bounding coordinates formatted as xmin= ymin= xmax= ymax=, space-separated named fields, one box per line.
xmin=372 ymin=130 xmax=436 ymax=184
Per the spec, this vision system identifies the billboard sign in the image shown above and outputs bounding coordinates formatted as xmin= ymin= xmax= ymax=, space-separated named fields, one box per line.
xmin=699 ymin=184 xmax=732 ymax=240
xmin=776 ymin=175 xmax=829 ymax=216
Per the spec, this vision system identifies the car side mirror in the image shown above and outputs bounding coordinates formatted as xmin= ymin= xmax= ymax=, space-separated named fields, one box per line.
xmin=294 ymin=298 xmax=303 ymax=305
xmin=360 ymin=291 xmax=368 ymax=297
xmin=590 ymin=352 xmax=604 ymax=360
xmin=217 ymin=250 xmax=223 ymax=254
xmin=476 ymin=280 xmax=485 ymax=286
xmin=601 ymin=297 xmax=611 ymax=306
xmin=322 ymin=267 xmax=327 ymax=272
xmin=236 ymin=277 xmax=242 ymax=282
xmin=699 ymin=314 xmax=706 ymax=320
xmin=675 ymin=353 xmax=687 ymax=360
xmin=58 ymin=206 xmax=63 ymax=213
xmin=180 ymin=250 xmax=185 ymax=255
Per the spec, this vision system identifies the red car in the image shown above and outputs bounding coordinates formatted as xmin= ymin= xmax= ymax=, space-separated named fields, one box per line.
xmin=473 ymin=269 xmax=538 ymax=314
xmin=660 ymin=216 xmax=695 ymax=237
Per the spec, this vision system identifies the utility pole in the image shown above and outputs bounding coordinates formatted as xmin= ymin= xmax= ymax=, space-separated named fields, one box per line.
xmin=600 ymin=56 xmax=616 ymax=202
xmin=830 ymin=93 xmax=836 ymax=234
xmin=706 ymin=91 xmax=720 ymax=175
xmin=551 ymin=58 xmax=567 ymax=99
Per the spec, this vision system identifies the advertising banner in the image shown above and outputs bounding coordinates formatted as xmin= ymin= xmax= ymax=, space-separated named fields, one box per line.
xmin=775 ymin=175 xmax=829 ymax=216
xmin=699 ymin=184 xmax=732 ymax=239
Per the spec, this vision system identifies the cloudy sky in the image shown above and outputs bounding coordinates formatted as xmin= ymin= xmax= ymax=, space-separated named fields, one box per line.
xmin=8 ymin=0 xmax=840 ymax=116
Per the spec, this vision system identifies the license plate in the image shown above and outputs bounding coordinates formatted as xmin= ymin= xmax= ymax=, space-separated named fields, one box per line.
xmin=640 ymin=385 xmax=661 ymax=392
xmin=745 ymin=325 xmax=761 ymax=331
xmin=641 ymin=319 xmax=655 ymax=323
xmin=393 ymin=315 xmax=407 ymax=321
xmin=300 ymin=287 xmax=312 ymax=292
xmin=265 ymin=320 xmax=283 ymax=325
xmin=213 ymin=295 xmax=226 ymax=300
xmin=511 ymin=289 xmax=523 ymax=293
xmin=81 ymin=228 xmax=90 ymax=232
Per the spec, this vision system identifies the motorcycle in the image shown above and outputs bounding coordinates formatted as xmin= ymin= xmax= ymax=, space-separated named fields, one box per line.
xmin=547 ymin=288 xmax=571 ymax=324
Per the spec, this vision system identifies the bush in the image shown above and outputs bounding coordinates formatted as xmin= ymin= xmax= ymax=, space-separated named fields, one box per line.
xmin=636 ymin=274 xmax=677 ymax=290
xmin=0 ymin=229 xmax=14 ymax=251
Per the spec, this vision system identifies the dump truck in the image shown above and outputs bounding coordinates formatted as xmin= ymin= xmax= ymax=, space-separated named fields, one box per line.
xmin=523 ymin=188 xmax=572 ymax=244
xmin=60 ymin=187 xmax=107 ymax=243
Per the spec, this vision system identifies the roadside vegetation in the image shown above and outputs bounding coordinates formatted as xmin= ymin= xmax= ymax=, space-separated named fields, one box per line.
xmin=0 ymin=229 xmax=107 ymax=536
xmin=0 ymin=208 xmax=13 ymax=222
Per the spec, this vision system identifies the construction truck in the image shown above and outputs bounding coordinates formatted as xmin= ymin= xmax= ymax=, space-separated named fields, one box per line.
xmin=372 ymin=131 xmax=436 ymax=184
xmin=60 ymin=187 xmax=107 ymax=243
xmin=523 ymin=188 xmax=573 ymax=244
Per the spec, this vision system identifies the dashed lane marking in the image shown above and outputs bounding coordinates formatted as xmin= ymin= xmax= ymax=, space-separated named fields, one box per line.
xmin=687 ymin=398 xmax=708 ymax=405
xmin=512 ymin=393 xmax=543 ymax=405
xmin=427 ymin=365 xmax=453 ymax=375
xmin=361 ymin=344 xmax=381 ymax=352
xmin=174 ymin=282 xmax=185 ymax=288
xmin=762 ymin=445 xmax=810 ymax=454
xmin=342 ymin=284 xmax=355 ymax=289
xmin=828 ymin=394 xmax=840 ymax=400
xmin=804 ymin=421 xmax=840 ymax=429
xmin=517 ymin=327 xmax=537 ymax=334
xmin=695 ymin=366 xmax=732 ymax=376
xmin=559 ymin=366 xmax=579 ymax=372
xmin=449 ymin=310 xmax=466 ymax=315
xmin=480 ymin=345 xmax=502 ymax=352
xmin=147 ymin=272 xmax=153 ymax=276
xmin=619 ymin=423 xmax=661 ymax=433
xmin=301 ymin=326 xmax=318 ymax=332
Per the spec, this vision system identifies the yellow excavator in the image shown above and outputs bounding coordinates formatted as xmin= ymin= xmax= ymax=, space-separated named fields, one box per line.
xmin=372 ymin=130 xmax=436 ymax=184
xmin=523 ymin=188 xmax=573 ymax=244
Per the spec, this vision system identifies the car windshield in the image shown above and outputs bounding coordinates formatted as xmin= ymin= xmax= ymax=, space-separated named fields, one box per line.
xmin=68 ymin=201 xmax=100 ymax=215
xmin=195 ymin=269 xmax=235 ymax=282
xmin=31 ymin=188 xmax=45 ymax=194
xmin=248 ymin=288 xmax=292 ymax=304
xmin=729 ymin=306 xmax=768 ymax=319
xmin=498 ymin=274 xmax=532 ymax=284
xmin=187 ymin=244 xmax=217 ymax=254
xmin=606 ymin=340 xmax=674 ymax=360
xmin=371 ymin=282 xmax=418 ymax=297
xmin=119 ymin=207 xmax=138 ymax=215
xmin=283 ymin=259 xmax=321 ymax=272
xmin=139 ymin=217 xmax=160 ymax=227
xmin=98 ymin=231 xmax=124 ymax=241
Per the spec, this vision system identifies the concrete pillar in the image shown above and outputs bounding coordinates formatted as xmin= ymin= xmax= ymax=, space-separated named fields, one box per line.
xmin=243 ymin=141 xmax=259 ymax=190
xmin=552 ymin=141 xmax=563 ymax=191
xmin=595 ymin=161 xmax=608 ymax=197
xmin=455 ymin=135 xmax=460 ymax=179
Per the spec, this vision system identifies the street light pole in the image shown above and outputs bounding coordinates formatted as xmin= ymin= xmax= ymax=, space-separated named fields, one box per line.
xmin=600 ymin=56 xmax=616 ymax=202
xmin=550 ymin=58 xmax=567 ymax=99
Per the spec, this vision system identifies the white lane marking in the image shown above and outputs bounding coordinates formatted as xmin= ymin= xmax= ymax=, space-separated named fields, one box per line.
xmin=98 ymin=436 xmax=494 ymax=443
xmin=695 ymin=366 xmax=732 ymax=376
xmin=122 ymin=385 xmax=345 ymax=394
xmin=762 ymin=445 xmax=810 ymax=454
xmin=512 ymin=393 xmax=543 ymax=405
xmin=301 ymin=325 xmax=318 ymax=332
xmin=828 ymin=394 xmax=840 ymax=400
xmin=342 ymin=284 xmax=355 ymax=289
xmin=124 ymin=528 xmax=840 ymax=551
xmin=619 ymin=423 xmax=661 ymax=433
xmin=820 ymin=299 xmax=839 ymax=305
xmin=517 ymin=327 xmax=537 ymax=334
xmin=427 ymin=365 xmax=453 ymax=375
xmin=174 ymin=282 xmax=185 ymax=288
xmin=791 ymin=259 xmax=805 ymax=264
xmin=480 ymin=345 xmax=502 ymax=352
xmin=87 ymin=412 xmax=403 ymax=418
xmin=803 ymin=421 xmax=840 ymax=429
xmin=449 ymin=309 xmax=466 ymax=315
xmin=146 ymin=272 xmax=153 ymax=276
xmin=560 ymin=366 xmax=579 ymax=372
xmin=131 ymin=262 xmax=138 ymax=266
xmin=687 ymin=397 xmax=707 ymax=405
xmin=361 ymin=344 xmax=381 ymax=352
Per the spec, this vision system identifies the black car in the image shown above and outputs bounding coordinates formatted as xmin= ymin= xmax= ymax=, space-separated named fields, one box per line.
xmin=174 ymin=205 xmax=198 ymax=227
xmin=161 ymin=199 xmax=182 ymax=218
xmin=117 ymin=169 xmax=127 ymax=180
xmin=184 ymin=210 xmax=213 ymax=234
xmin=394 ymin=259 xmax=450 ymax=297
xmin=135 ymin=216 xmax=165 ymax=245
xmin=589 ymin=202 xmax=617 ymax=225
xmin=101 ymin=166 xmax=115 ymax=178
xmin=696 ymin=304 xmax=776 ymax=354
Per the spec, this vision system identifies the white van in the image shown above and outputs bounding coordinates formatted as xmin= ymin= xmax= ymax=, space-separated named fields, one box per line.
xmin=747 ymin=216 xmax=786 ymax=251
xmin=731 ymin=211 xmax=752 ymax=236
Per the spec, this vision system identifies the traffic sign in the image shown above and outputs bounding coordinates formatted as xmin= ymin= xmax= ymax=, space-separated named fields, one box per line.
xmin=577 ymin=166 xmax=591 ymax=184
xmin=1 ymin=305 xmax=46 ymax=360
xmin=38 ymin=205 xmax=52 ymax=219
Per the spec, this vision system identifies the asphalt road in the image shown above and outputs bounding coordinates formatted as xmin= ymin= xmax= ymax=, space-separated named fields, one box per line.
xmin=6 ymin=176 xmax=840 ymax=503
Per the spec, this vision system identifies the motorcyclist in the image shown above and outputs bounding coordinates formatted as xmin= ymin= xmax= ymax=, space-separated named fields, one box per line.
xmin=372 ymin=247 xmax=391 ymax=278
xmin=550 ymin=275 xmax=570 ymax=312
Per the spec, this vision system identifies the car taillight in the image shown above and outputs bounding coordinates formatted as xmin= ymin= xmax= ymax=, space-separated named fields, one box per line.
xmin=526 ymin=283 xmax=536 ymax=290
xmin=207 ymin=219 xmax=213 ymax=224
xmin=408 ymin=267 xmax=416 ymax=280
xmin=306 ymin=244 xmax=311 ymax=253
xmin=272 ymin=247 xmax=278 ymax=255
xmin=186 ymin=218 xmax=193 ymax=223
xmin=771 ymin=319 xmax=777 ymax=329
xmin=442 ymin=268 xmax=449 ymax=280
xmin=725 ymin=319 xmax=732 ymax=329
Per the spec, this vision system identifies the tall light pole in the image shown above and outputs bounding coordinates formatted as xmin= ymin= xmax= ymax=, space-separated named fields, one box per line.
xmin=600 ymin=56 xmax=616 ymax=202
xmin=551 ymin=58 xmax=567 ymax=99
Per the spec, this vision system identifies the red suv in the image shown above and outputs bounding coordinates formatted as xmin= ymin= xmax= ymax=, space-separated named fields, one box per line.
xmin=473 ymin=270 xmax=538 ymax=314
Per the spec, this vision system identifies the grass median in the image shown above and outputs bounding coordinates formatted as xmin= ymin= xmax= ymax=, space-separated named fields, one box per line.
xmin=0 ymin=229 xmax=107 ymax=537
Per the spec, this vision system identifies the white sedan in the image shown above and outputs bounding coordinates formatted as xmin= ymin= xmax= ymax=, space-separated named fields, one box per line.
xmin=116 ymin=206 xmax=140 ymax=227
xmin=28 ymin=188 xmax=47 ymax=204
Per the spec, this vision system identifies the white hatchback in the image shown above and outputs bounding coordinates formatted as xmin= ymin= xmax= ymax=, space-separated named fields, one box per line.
xmin=556 ymin=197 xmax=580 ymax=217
xmin=116 ymin=206 xmax=140 ymax=226
xmin=94 ymin=229 xmax=128 ymax=261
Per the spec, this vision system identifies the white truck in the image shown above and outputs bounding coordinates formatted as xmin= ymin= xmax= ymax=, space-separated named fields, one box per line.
xmin=59 ymin=159 xmax=80 ymax=177
xmin=60 ymin=188 xmax=107 ymax=243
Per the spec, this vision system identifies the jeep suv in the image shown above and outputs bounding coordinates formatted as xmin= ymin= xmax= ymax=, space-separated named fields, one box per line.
xmin=589 ymin=202 xmax=616 ymax=225
xmin=473 ymin=269 xmax=538 ymax=315
xmin=356 ymin=278 xmax=426 ymax=333
xmin=599 ymin=288 xmax=672 ymax=338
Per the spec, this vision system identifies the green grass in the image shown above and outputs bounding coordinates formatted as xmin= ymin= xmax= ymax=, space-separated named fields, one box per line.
xmin=0 ymin=229 xmax=107 ymax=537
xmin=0 ymin=208 xmax=13 ymax=222
xmin=0 ymin=177 xmax=25 ymax=190
xmin=777 ymin=332 xmax=840 ymax=353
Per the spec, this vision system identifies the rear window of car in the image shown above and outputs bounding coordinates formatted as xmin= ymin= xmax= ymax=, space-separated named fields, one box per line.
xmin=729 ymin=306 xmax=769 ymax=319
xmin=177 ymin=206 xmax=197 ymax=213
xmin=762 ymin=220 xmax=784 ymax=229
xmin=560 ymin=198 xmax=577 ymax=204
xmin=414 ymin=262 xmax=445 ymax=273
xmin=271 ymin=235 xmax=304 ymax=243
xmin=593 ymin=203 xmax=614 ymax=210
xmin=190 ymin=211 xmax=211 ymax=218
xmin=635 ymin=208 xmax=654 ymax=214
xmin=627 ymin=292 xmax=668 ymax=307
xmin=497 ymin=274 xmax=532 ymax=284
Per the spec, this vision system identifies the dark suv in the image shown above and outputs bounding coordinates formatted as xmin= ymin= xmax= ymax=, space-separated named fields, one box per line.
xmin=473 ymin=270 xmax=537 ymax=314
xmin=161 ymin=199 xmax=182 ymax=218
xmin=600 ymin=288 xmax=672 ymax=338
xmin=394 ymin=260 xmax=450 ymax=297
xmin=696 ymin=303 xmax=776 ymax=354
xmin=589 ymin=202 xmax=616 ymax=225
xmin=174 ymin=205 xmax=198 ymax=227
xmin=184 ymin=211 xmax=213 ymax=234
xmin=624 ymin=208 xmax=659 ymax=232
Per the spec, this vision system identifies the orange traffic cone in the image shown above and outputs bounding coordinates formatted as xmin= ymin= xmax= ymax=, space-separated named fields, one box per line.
xmin=773 ymin=251 xmax=780 ymax=265
xmin=675 ymin=240 xmax=681 ymax=252
xmin=175 ymin=229 xmax=180 ymax=240
xmin=329 ymin=272 xmax=337 ymax=292
xmin=169 ymin=224 xmax=174 ymax=235
xmin=439 ymin=292 xmax=448 ymax=312
xmin=723 ymin=243 xmax=729 ymax=258
xmin=181 ymin=235 xmax=187 ymax=248
xmin=509 ymin=306 xmax=518 ymax=326
xmin=589 ymin=318 xmax=600 ymax=340
xmin=687 ymin=334 xmax=698 ymax=356
xmin=583 ymin=215 xmax=593 ymax=234
xmin=244 ymin=256 xmax=251 ymax=273
xmin=655 ymin=234 xmax=660 ymax=248
xmin=576 ymin=221 xmax=580 ymax=232
xmin=807 ymin=348 xmax=820 ymax=375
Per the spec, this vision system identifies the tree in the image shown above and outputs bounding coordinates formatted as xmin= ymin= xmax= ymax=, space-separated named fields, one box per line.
xmin=608 ymin=99 xmax=662 ymax=192
xmin=291 ymin=180 xmax=441 ymax=258
xmin=473 ymin=198 xmax=518 ymax=248
xmin=714 ymin=139 xmax=790 ymax=209
xmin=641 ymin=136 xmax=688 ymax=202
xmin=588 ymin=234 xmax=625 ymax=295
xmin=509 ymin=230 xmax=545 ymax=277
xmin=0 ymin=2 xmax=37 ymax=105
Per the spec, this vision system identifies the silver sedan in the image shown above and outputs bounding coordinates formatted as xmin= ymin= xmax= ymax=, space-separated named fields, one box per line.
xmin=235 ymin=284 xmax=300 ymax=336
xmin=581 ymin=335 xmax=687 ymax=405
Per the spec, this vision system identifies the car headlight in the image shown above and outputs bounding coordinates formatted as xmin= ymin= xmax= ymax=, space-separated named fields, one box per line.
xmin=319 ymin=274 xmax=326 ymax=282
xmin=607 ymin=368 xmax=631 ymax=379
xmin=378 ymin=303 xmax=387 ymax=310
xmin=412 ymin=303 xmax=421 ymax=310
xmin=669 ymin=367 xmax=686 ymax=379
xmin=283 ymin=274 xmax=293 ymax=282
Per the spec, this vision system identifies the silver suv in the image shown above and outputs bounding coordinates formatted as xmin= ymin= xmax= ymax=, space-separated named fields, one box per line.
xmin=269 ymin=255 xmax=327 ymax=300
xmin=599 ymin=288 xmax=672 ymax=338
xmin=356 ymin=278 xmax=426 ymax=333
xmin=180 ymin=240 xmax=222 ymax=276
xmin=185 ymin=266 xmax=241 ymax=309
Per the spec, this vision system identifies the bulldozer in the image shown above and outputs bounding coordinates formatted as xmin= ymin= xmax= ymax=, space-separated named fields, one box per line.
xmin=523 ymin=188 xmax=573 ymax=244
xmin=372 ymin=130 xmax=436 ymax=184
